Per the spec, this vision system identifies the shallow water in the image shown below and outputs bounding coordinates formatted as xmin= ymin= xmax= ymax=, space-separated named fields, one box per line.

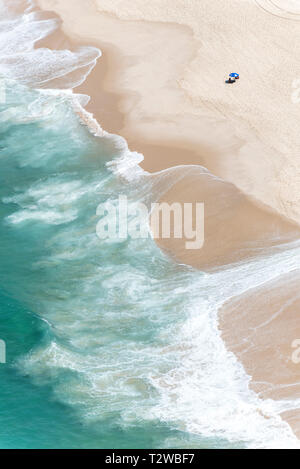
xmin=0 ymin=0 xmax=299 ymax=449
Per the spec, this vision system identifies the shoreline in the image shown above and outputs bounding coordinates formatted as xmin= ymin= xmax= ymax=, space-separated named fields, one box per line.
xmin=36 ymin=0 xmax=300 ymax=270
xmin=35 ymin=0 xmax=300 ymax=444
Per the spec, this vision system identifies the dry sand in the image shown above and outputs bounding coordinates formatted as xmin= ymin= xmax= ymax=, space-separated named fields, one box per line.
xmin=38 ymin=0 xmax=300 ymax=224
xmin=36 ymin=0 xmax=300 ymax=442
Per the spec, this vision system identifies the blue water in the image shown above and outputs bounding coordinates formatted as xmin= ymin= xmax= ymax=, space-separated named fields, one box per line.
xmin=0 ymin=290 xmax=208 ymax=450
xmin=0 ymin=292 xmax=210 ymax=450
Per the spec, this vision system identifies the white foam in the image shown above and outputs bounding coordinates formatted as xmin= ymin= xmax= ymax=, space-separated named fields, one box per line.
xmin=0 ymin=1 xmax=101 ymax=89
xmin=3 ymin=179 xmax=86 ymax=225
xmin=150 ymin=242 xmax=300 ymax=449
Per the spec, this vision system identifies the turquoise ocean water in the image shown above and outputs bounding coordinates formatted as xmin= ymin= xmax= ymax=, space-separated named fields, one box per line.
xmin=0 ymin=80 xmax=223 ymax=449
xmin=0 ymin=0 xmax=299 ymax=449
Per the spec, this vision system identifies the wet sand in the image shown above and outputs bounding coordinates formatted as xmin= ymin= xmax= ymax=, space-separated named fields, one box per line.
xmin=219 ymin=270 xmax=300 ymax=438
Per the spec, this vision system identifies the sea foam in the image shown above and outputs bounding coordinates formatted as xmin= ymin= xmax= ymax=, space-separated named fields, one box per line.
xmin=0 ymin=0 xmax=101 ymax=89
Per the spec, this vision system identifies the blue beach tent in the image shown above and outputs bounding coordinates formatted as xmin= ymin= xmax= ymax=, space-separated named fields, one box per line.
xmin=229 ymin=73 xmax=239 ymax=79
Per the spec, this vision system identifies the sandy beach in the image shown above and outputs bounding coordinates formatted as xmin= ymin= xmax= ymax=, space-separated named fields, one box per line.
xmin=36 ymin=0 xmax=300 ymax=443
xmin=38 ymin=0 xmax=300 ymax=222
